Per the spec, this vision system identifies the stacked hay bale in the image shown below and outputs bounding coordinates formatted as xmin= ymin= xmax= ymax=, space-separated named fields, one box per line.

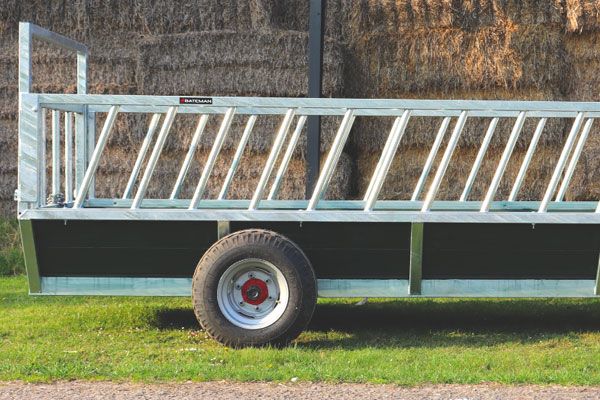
xmin=339 ymin=0 xmax=579 ymax=202
xmin=561 ymin=1 xmax=600 ymax=200
xmin=1 ymin=0 xmax=600 ymax=217
xmin=97 ymin=30 xmax=348 ymax=201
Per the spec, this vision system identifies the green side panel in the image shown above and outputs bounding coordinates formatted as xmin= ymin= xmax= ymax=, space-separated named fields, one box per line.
xmin=34 ymin=220 xmax=217 ymax=278
xmin=230 ymin=222 xmax=412 ymax=279
xmin=423 ymin=223 xmax=600 ymax=280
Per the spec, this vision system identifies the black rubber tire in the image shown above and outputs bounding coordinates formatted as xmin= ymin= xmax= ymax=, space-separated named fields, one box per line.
xmin=192 ymin=229 xmax=317 ymax=347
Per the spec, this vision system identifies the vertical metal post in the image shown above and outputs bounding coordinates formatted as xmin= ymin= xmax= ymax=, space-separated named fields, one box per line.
xmin=123 ymin=113 xmax=162 ymax=199
xmin=51 ymin=110 xmax=61 ymax=199
xmin=86 ymin=111 xmax=96 ymax=199
xmin=409 ymin=222 xmax=424 ymax=295
xmin=307 ymin=109 xmax=355 ymax=211
xmin=64 ymin=112 xmax=73 ymax=203
xmin=73 ymin=106 xmax=120 ymax=208
xmin=170 ymin=114 xmax=210 ymax=199
xmin=306 ymin=0 xmax=325 ymax=198
xmin=249 ymin=109 xmax=296 ymax=210
xmin=421 ymin=111 xmax=468 ymax=212
xmin=480 ymin=111 xmax=527 ymax=212
xmin=555 ymin=118 xmax=594 ymax=202
xmin=539 ymin=112 xmax=585 ymax=213
xmin=364 ymin=110 xmax=411 ymax=211
xmin=131 ymin=107 xmax=178 ymax=209
xmin=411 ymin=117 xmax=451 ymax=201
xmin=460 ymin=117 xmax=499 ymax=201
xmin=268 ymin=115 xmax=307 ymax=200
xmin=508 ymin=118 xmax=547 ymax=201
xmin=219 ymin=115 xmax=257 ymax=200
xmin=217 ymin=221 xmax=231 ymax=240
xmin=18 ymin=22 xmax=32 ymax=94
xmin=189 ymin=108 xmax=236 ymax=209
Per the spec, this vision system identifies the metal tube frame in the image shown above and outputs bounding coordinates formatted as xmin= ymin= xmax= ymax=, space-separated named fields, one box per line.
xmin=555 ymin=118 xmax=594 ymax=202
xmin=480 ymin=112 xmax=527 ymax=212
xmin=421 ymin=111 xmax=468 ymax=211
xmin=411 ymin=117 xmax=451 ymax=201
xmin=364 ymin=110 xmax=411 ymax=211
xmin=307 ymin=109 xmax=355 ymax=211
xmin=249 ymin=109 xmax=296 ymax=210
xmin=219 ymin=115 xmax=257 ymax=200
xmin=460 ymin=117 xmax=499 ymax=201
xmin=170 ymin=114 xmax=209 ymax=199
xmin=268 ymin=115 xmax=307 ymax=200
xmin=508 ymin=118 xmax=547 ymax=201
xmin=123 ymin=113 xmax=161 ymax=199
xmin=131 ymin=106 xmax=178 ymax=209
xmin=539 ymin=112 xmax=585 ymax=213
xmin=73 ymin=105 xmax=119 ymax=208
xmin=64 ymin=112 xmax=73 ymax=203
xmin=189 ymin=107 xmax=236 ymax=209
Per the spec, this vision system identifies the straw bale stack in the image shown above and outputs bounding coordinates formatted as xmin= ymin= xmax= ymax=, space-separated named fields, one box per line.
xmin=94 ymin=149 xmax=352 ymax=201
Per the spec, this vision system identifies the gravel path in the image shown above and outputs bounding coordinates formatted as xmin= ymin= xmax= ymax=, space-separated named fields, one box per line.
xmin=1 ymin=381 xmax=600 ymax=399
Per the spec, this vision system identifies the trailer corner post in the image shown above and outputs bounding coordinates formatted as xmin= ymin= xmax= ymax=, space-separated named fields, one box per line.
xmin=409 ymin=222 xmax=423 ymax=295
xmin=19 ymin=219 xmax=41 ymax=294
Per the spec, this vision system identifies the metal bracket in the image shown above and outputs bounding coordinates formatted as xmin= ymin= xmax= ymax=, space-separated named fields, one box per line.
xmin=409 ymin=222 xmax=423 ymax=295
xmin=595 ymin=253 xmax=600 ymax=296
xmin=217 ymin=221 xmax=231 ymax=240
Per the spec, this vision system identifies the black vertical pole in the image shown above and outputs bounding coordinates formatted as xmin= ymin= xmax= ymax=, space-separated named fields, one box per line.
xmin=306 ymin=0 xmax=324 ymax=198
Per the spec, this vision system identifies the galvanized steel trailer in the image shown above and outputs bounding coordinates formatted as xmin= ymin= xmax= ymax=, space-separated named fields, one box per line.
xmin=17 ymin=23 xmax=600 ymax=345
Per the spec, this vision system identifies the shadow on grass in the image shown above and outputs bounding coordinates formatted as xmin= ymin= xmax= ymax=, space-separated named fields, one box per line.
xmin=152 ymin=298 xmax=600 ymax=348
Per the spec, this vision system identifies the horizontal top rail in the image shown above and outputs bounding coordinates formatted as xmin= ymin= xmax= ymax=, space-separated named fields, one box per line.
xmin=30 ymin=93 xmax=600 ymax=112
xmin=25 ymin=22 xmax=88 ymax=54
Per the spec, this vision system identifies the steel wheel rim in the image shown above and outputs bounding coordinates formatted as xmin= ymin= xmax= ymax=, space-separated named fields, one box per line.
xmin=217 ymin=258 xmax=289 ymax=330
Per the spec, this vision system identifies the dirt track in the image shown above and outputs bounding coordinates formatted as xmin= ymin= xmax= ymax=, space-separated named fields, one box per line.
xmin=1 ymin=381 xmax=600 ymax=400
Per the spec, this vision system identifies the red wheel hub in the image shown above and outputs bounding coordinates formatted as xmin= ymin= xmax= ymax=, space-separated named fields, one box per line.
xmin=241 ymin=278 xmax=269 ymax=305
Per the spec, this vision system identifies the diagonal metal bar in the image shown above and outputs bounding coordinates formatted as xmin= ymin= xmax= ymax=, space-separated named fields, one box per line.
xmin=556 ymin=118 xmax=594 ymax=202
xmin=364 ymin=117 xmax=401 ymax=201
xmin=219 ymin=115 xmax=257 ymax=200
xmin=539 ymin=112 xmax=585 ymax=213
xmin=508 ymin=118 xmax=547 ymax=201
xmin=307 ymin=109 xmax=355 ymax=211
xmin=131 ymin=107 xmax=178 ymax=209
xmin=189 ymin=107 xmax=236 ymax=209
xmin=170 ymin=114 xmax=209 ymax=199
xmin=122 ymin=113 xmax=161 ymax=199
xmin=73 ymin=105 xmax=120 ymax=208
xmin=249 ymin=109 xmax=296 ymax=210
xmin=268 ymin=115 xmax=307 ymax=200
xmin=64 ymin=112 xmax=73 ymax=203
xmin=411 ymin=117 xmax=451 ymax=201
xmin=480 ymin=111 xmax=527 ymax=212
xmin=421 ymin=111 xmax=468 ymax=212
xmin=364 ymin=110 xmax=411 ymax=211
xmin=460 ymin=117 xmax=499 ymax=201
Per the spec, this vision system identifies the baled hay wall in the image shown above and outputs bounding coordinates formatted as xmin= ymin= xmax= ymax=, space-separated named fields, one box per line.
xmin=356 ymin=141 xmax=598 ymax=202
xmin=94 ymin=149 xmax=352 ymax=201
xmin=137 ymin=31 xmax=343 ymax=98
xmin=103 ymin=113 xmax=343 ymax=155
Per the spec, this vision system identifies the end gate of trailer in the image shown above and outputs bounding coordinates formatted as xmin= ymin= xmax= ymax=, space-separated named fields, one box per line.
xmin=16 ymin=23 xmax=600 ymax=345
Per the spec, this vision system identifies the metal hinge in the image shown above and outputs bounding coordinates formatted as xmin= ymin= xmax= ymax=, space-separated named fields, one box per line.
xmin=13 ymin=189 xmax=19 ymax=201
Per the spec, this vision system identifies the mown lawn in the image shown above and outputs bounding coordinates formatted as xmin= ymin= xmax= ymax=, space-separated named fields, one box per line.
xmin=1 ymin=276 xmax=600 ymax=384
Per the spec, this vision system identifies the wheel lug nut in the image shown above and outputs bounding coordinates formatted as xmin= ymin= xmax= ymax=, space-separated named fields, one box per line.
xmin=235 ymin=284 xmax=241 ymax=289
xmin=248 ymin=273 xmax=254 ymax=278
xmin=265 ymin=279 xmax=270 ymax=283
xmin=255 ymin=306 xmax=260 ymax=311
xmin=239 ymin=301 xmax=244 ymax=306
xmin=268 ymin=296 xmax=273 ymax=300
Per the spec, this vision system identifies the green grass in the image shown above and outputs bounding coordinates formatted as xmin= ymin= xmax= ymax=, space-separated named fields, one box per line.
xmin=0 ymin=219 xmax=24 ymax=276
xmin=1 ymin=276 xmax=600 ymax=384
